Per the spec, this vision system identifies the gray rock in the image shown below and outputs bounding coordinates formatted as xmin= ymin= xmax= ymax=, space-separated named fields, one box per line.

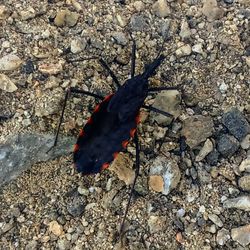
xmin=90 ymin=39 xmax=104 ymax=50
xmin=70 ymin=38 xmax=87 ymax=54
xmin=152 ymin=0 xmax=171 ymax=18
xmin=130 ymin=14 xmax=148 ymax=32
xmin=67 ymin=197 xmax=85 ymax=217
xmin=0 ymin=133 xmax=74 ymax=187
xmin=239 ymin=158 xmax=250 ymax=173
xmin=149 ymin=156 xmax=181 ymax=195
xmin=0 ymin=74 xmax=17 ymax=92
xmin=195 ymin=139 xmax=214 ymax=162
xmin=208 ymin=213 xmax=223 ymax=227
xmin=222 ymin=108 xmax=250 ymax=142
xmin=224 ymin=0 xmax=234 ymax=3
xmin=152 ymin=90 xmax=181 ymax=126
xmin=25 ymin=240 xmax=38 ymax=250
xmin=111 ymin=32 xmax=128 ymax=46
xmin=179 ymin=20 xmax=191 ymax=40
xmin=238 ymin=175 xmax=250 ymax=191
xmin=201 ymin=0 xmax=224 ymax=22
xmin=241 ymin=134 xmax=250 ymax=149
xmin=57 ymin=238 xmax=71 ymax=250
xmin=216 ymin=228 xmax=230 ymax=246
xmin=223 ymin=196 xmax=250 ymax=211
xmin=181 ymin=115 xmax=214 ymax=148
xmin=206 ymin=149 xmax=219 ymax=166
xmin=231 ymin=224 xmax=250 ymax=247
xmin=217 ymin=134 xmax=239 ymax=158
xmin=175 ymin=44 xmax=192 ymax=57
xmin=0 ymin=54 xmax=22 ymax=71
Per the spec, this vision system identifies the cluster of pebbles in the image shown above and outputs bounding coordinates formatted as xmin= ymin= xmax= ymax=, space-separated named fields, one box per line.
xmin=0 ymin=0 xmax=250 ymax=249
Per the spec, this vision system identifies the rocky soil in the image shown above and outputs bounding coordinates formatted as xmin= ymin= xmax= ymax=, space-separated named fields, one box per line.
xmin=0 ymin=0 xmax=250 ymax=249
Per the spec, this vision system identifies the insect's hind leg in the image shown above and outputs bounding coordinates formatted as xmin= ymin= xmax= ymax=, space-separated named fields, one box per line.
xmin=47 ymin=88 xmax=104 ymax=153
xmin=142 ymin=104 xmax=173 ymax=118
xmin=130 ymin=34 xmax=136 ymax=78
xmin=148 ymin=86 xmax=180 ymax=93
xmin=119 ymin=132 xmax=140 ymax=243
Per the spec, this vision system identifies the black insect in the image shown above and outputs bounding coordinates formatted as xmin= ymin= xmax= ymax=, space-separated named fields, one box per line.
xmin=49 ymin=36 xmax=179 ymax=241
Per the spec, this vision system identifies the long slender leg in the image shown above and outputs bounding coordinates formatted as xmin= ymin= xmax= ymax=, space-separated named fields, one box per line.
xmin=148 ymin=86 xmax=180 ymax=93
xmin=66 ymin=57 xmax=121 ymax=90
xmin=98 ymin=58 xmax=121 ymax=89
xmin=130 ymin=36 xmax=136 ymax=78
xmin=119 ymin=132 xmax=140 ymax=240
xmin=142 ymin=104 xmax=173 ymax=118
xmin=47 ymin=88 xmax=104 ymax=153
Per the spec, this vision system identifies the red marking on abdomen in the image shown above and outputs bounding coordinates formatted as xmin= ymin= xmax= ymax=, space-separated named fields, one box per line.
xmin=122 ymin=140 xmax=129 ymax=149
xmin=113 ymin=152 xmax=119 ymax=159
xmin=130 ymin=128 xmax=136 ymax=138
xmin=135 ymin=113 xmax=140 ymax=124
xmin=93 ymin=104 xmax=100 ymax=113
xmin=74 ymin=144 xmax=79 ymax=152
xmin=79 ymin=129 xmax=84 ymax=137
xmin=101 ymin=162 xmax=109 ymax=170
xmin=103 ymin=94 xmax=114 ymax=102
xmin=87 ymin=117 xmax=93 ymax=125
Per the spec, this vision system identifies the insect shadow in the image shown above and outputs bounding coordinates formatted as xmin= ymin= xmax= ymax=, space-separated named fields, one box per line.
xmin=48 ymin=34 xmax=184 ymax=245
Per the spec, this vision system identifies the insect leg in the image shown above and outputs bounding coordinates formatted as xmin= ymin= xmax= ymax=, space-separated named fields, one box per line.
xmin=130 ymin=35 xmax=136 ymax=78
xmin=66 ymin=56 xmax=121 ymax=89
xmin=98 ymin=58 xmax=121 ymax=89
xmin=142 ymin=104 xmax=173 ymax=118
xmin=120 ymin=132 xmax=140 ymax=240
xmin=47 ymin=88 xmax=104 ymax=153
xmin=148 ymin=86 xmax=180 ymax=93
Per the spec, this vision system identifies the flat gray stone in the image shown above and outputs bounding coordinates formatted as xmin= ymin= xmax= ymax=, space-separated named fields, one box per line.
xmin=0 ymin=133 xmax=74 ymax=187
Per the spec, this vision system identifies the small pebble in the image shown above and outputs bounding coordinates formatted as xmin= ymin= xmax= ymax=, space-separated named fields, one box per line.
xmin=239 ymin=158 xmax=250 ymax=173
xmin=223 ymin=196 xmax=250 ymax=211
xmin=109 ymin=153 xmax=135 ymax=185
xmin=241 ymin=134 xmax=250 ymax=149
xmin=0 ymin=54 xmax=22 ymax=71
xmin=216 ymin=228 xmax=230 ymax=246
xmin=152 ymin=0 xmax=171 ymax=18
xmin=54 ymin=9 xmax=79 ymax=27
xmin=231 ymin=224 xmax=250 ymax=247
xmin=148 ymin=215 xmax=165 ymax=233
xmin=217 ymin=134 xmax=239 ymax=158
xmin=196 ymin=139 xmax=214 ymax=162
xmin=49 ymin=221 xmax=64 ymax=236
xmin=70 ymin=39 xmax=87 ymax=54
xmin=222 ymin=108 xmax=250 ymax=142
xmin=0 ymin=74 xmax=17 ymax=92
xmin=149 ymin=156 xmax=181 ymax=195
xmin=208 ymin=214 xmax=223 ymax=227
xmin=238 ymin=175 xmax=250 ymax=191
xmin=175 ymin=44 xmax=192 ymax=57
xmin=181 ymin=115 xmax=214 ymax=148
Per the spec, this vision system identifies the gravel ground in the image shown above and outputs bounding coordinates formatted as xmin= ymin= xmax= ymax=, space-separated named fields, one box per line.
xmin=0 ymin=0 xmax=250 ymax=249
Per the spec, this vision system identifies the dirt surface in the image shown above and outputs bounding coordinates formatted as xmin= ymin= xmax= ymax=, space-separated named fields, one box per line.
xmin=0 ymin=0 xmax=250 ymax=249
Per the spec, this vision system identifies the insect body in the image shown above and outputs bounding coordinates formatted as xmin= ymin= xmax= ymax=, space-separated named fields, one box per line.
xmin=49 ymin=39 xmax=175 ymax=240
xmin=73 ymin=55 xmax=165 ymax=174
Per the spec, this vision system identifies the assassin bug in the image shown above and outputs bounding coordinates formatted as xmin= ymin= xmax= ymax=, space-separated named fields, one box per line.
xmin=49 ymin=36 xmax=179 ymax=241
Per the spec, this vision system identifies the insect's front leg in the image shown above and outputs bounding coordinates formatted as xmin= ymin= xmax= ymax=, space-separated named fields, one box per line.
xmin=47 ymin=88 xmax=104 ymax=153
